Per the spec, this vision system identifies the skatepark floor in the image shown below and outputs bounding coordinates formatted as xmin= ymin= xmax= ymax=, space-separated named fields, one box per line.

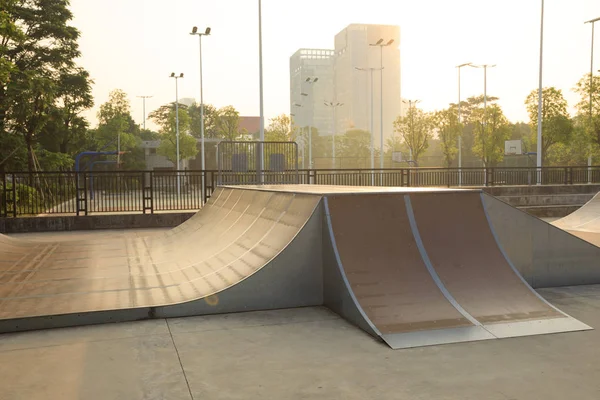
xmin=2 ymin=230 xmax=600 ymax=400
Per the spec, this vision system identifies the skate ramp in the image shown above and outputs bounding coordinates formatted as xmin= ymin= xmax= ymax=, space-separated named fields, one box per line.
xmin=0 ymin=187 xmax=323 ymax=332
xmin=553 ymin=192 xmax=600 ymax=233
xmin=324 ymin=190 xmax=590 ymax=349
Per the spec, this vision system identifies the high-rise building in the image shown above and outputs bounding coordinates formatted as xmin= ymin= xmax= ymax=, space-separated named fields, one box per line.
xmin=289 ymin=49 xmax=335 ymax=137
xmin=334 ymin=24 xmax=401 ymax=150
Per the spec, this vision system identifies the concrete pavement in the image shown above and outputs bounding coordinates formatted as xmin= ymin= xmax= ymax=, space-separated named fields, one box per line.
xmin=0 ymin=285 xmax=599 ymax=400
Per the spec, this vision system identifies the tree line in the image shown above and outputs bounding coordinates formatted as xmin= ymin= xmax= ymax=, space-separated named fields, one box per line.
xmin=391 ymin=78 xmax=599 ymax=168
xmin=2 ymin=1 xmax=599 ymax=173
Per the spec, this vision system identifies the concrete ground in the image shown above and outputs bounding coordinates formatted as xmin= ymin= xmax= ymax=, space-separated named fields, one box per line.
xmin=2 ymin=228 xmax=600 ymax=400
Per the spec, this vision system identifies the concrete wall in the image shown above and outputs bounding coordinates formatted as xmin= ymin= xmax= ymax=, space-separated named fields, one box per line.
xmin=483 ymin=193 xmax=600 ymax=288
xmin=0 ymin=213 xmax=195 ymax=234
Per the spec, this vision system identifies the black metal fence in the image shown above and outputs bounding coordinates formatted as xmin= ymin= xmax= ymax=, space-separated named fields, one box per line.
xmin=217 ymin=141 xmax=299 ymax=185
xmin=2 ymin=166 xmax=600 ymax=217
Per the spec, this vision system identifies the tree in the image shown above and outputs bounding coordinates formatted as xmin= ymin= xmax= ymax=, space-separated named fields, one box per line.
xmin=215 ymin=105 xmax=240 ymax=141
xmin=525 ymin=87 xmax=573 ymax=163
xmin=149 ymin=103 xmax=198 ymax=166
xmin=338 ymin=129 xmax=371 ymax=159
xmin=265 ymin=114 xmax=294 ymax=141
xmin=188 ymin=102 xmax=219 ymax=139
xmin=470 ymin=104 xmax=511 ymax=167
xmin=1 ymin=0 xmax=86 ymax=172
xmin=393 ymin=106 xmax=433 ymax=164
xmin=95 ymin=89 xmax=137 ymax=152
xmin=432 ymin=107 xmax=461 ymax=167
xmin=574 ymin=73 xmax=600 ymax=154
xmin=37 ymin=68 xmax=94 ymax=155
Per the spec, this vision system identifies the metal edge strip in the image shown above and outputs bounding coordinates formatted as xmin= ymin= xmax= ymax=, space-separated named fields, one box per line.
xmin=322 ymin=196 xmax=381 ymax=337
xmin=479 ymin=192 xmax=592 ymax=329
xmin=404 ymin=194 xmax=483 ymax=328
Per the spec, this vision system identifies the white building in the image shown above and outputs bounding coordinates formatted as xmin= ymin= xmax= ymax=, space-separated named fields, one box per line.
xmin=289 ymin=49 xmax=335 ymax=137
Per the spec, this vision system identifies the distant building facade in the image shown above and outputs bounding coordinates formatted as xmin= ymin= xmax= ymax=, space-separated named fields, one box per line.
xmin=290 ymin=24 xmax=401 ymax=150
xmin=289 ymin=49 xmax=335 ymax=137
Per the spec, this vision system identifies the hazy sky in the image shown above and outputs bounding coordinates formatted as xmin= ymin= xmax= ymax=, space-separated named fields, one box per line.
xmin=70 ymin=0 xmax=600 ymax=131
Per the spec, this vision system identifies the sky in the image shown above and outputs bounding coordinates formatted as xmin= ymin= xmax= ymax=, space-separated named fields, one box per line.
xmin=69 ymin=0 xmax=600 ymax=131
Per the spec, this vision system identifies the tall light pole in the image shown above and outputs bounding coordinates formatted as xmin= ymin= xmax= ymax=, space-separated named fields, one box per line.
xmin=290 ymin=112 xmax=305 ymax=169
xmin=169 ymin=72 xmax=184 ymax=197
xmin=324 ymin=101 xmax=343 ymax=168
xmin=355 ymin=66 xmax=381 ymax=175
xmin=258 ymin=0 xmax=265 ymax=182
xmin=190 ymin=26 xmax=211 ymax=204
xmin=137 ymin=95 xmax=152 ymax=130
xmin=585 ymin=17 xmax=600 ymax=174
xmin=402 ymin=99 xmax=421 ymax=162
xmin=370 ymin=38 xmax=394 ymax=169
xmin=472 ymin=64 xmax=496 ymax=116
xmin=301 ymin=77 xmax=318 ymax=169
xmin=537 ymin=0 xmax=545 ymax=183
xmin=456 ymin=63 xmax=474 ymax=186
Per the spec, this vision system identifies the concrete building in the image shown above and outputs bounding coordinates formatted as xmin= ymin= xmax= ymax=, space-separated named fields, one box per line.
xmin=334 ymin=23 xmax=401 ymax=150
xmin=289 ymin=49 xmax=335 ymax=137
xmin=289 ymin=24 xmax=401 ymax=153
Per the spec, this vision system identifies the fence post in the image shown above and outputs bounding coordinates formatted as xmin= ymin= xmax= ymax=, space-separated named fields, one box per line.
xmin=1 ymin=172 xmax=5 ymax=218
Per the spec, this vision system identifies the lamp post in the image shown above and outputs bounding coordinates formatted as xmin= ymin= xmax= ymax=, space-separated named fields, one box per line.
xmin=258 ymin=0 xmax=265 ymax=182
xmin=324 ymin=101 xmax=343 ymax=168
xmin=537 ymin=0 xmax=545 ymax=184
xmin=456 ymin=63 xmax=474 ymax=186
xmin=169 ymin=72 xmax=184 ymax=197
xmin=137 ymin=95 xmax=152 ymax=130
xmin=190 ymin=26 xmax=211 ymax=204
xmin=585 ymin=16 xmax=600 ymax=178
xmin=355 ymin=66 xmax=382 ymax=178
xmin=300 ymin=77 xmax=318 ymax=169
xmin=370 ymin=38 xmax=394 ymax=169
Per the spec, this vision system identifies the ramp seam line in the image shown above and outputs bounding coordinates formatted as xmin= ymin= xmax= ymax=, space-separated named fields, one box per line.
xmin=166 ymin=319 xmax=195 ymax=400
xmin=403 ymin=195 xmax=483 ymax=328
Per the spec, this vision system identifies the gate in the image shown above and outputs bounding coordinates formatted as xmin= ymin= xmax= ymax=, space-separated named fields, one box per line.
xmin=217 ymin=141 xmax=299 ymax=185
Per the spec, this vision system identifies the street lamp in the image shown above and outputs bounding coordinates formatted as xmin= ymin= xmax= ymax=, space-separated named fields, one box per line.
xmin=537 ymin=0 xmax=545 ymax=183
xmin=456 ymin=62 xmax=474 ymax=186
xmin=585 ymin=16 xmax=600 ymax=174
xmin=402 ymin=99 xmax=421 ymax=162
xmin=190 ymin=25 xmax=211 ymax=204
xmin=137 ymin=95 xmax=153 ymax=130
xmin=355 ymin=66 xmax=382 ymax=175
xmin=169 ymin=72 xmax=184 ymax=197
xmin=258 ymin=0 xmax=265 ymax=182
xmin=299 ymin=77 xmax=318 ymax=169
xmin=370 ymin=38 xmax=394 ymax=169
xmin=324 ymin=101 xmax=343 ymax=168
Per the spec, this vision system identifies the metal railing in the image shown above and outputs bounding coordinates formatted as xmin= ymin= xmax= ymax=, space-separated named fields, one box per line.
xmin=2 ymin=166 xmax=600 ymax=217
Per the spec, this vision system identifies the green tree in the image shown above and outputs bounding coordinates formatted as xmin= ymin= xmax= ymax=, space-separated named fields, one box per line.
xmin=432 ymin=107 xmax=461 ymax=167
xmin=265 ymin=114 xmax=294 ymax=141
xmin=96 ymin=89 xmax=137 ymax=152
xmin=37 ymin=68 xmax=94 ymax=155
xmin=393 ymin=106 xmax=433 ymax=164
xmin=525 ymin=87 xmax=573 ymax=163
xmin=216 ymin=105 xmax=240 ymax=141
xmin=573 ymin=73 xmax=600 ymax=156
xmin=188 ymin=102 xmax=219 ymax=139
xmin=149 ymin=103 xmax=197 ymax=166
xmin=470 ymin=104 xmax=511 ymax=167
xmin=338 ymin=129 xmax=371 ymax=159
xmin=1 ymin=0 xmax=85 ymax=172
